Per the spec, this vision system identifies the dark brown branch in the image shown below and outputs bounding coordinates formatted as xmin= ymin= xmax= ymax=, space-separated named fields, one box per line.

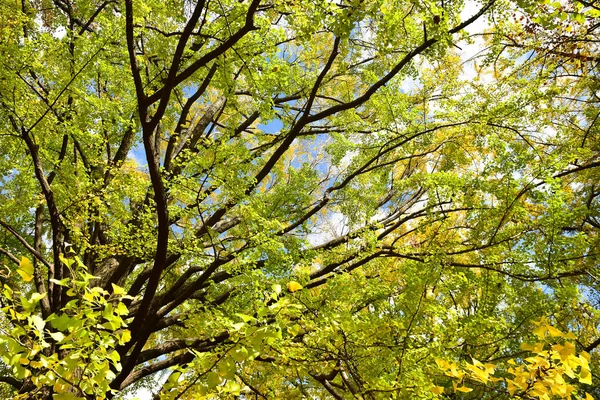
xmin=145 ymin=0 xmax=261 ymax=105
xmin=78 ymin=0 xmax=115 ymax=35
xmin=148 ymin=0 xmax=208 ymax=128
xmin=0 ymin=247 xmax=20 ymax=266
xmin=112 ymin=123 xmax=137 ymax=167
xmin=0 ymin=376 xmax=22 ymax=389
xmin=302 ymin=36 xmax=341 ymax=119
xmin=20 ymin=129 xmax=64 ymax=310
xmin=0 ymin=220 xmax=53 ymax=271
xmin=585 ymin=336 xmax=600 ymax=352
xmin=47 ymin=134 xmax=69 ymax=185
xmin=119 ymin=351 xmax=195 ymax=389
xmin=52 ymin=0 xmax=94 ymax=33
xmin=124 ymin=0 xmax=147 ymax=121
xmin=164 ymin=64 xmax=218 ymax=171
xmin=306 ymin=0 xmax=496 ymax=124
xmin=136 ymin=333 xmax=229 ymax=364
xmin=311 ymin=372 xmax=344 ymax=400
xmin=34 ymin=206 xmax=51 ymax=319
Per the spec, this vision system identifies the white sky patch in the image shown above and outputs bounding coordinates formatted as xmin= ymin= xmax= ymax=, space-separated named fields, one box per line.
xmin=399 ymin=1 xmax=493 ymax=92
xmin=456 ymin=1 xmax=492 ymax=82
xmin=53 ymin=26 xmax=67 ymax=39
xmin=123 ymin=386 xmax=153 ymax=400
xmin=307 ymin=211 xmax=349 ymax=247
xmin=400 ymin=75 xmax=423 ymax=93
xmin=540 ymin=125 xmax=558 ymax=141
xmin=34 ymin=15 xmax=67 ymax=39
xmin=121 ymin=372 xmax=169 ymax=399
xmin=339 ymin=149 xmax=358 ymax=169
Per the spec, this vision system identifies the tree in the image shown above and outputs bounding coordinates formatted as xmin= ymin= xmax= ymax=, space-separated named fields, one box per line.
xmin=0 ymin=0 xmax=599 ymax=398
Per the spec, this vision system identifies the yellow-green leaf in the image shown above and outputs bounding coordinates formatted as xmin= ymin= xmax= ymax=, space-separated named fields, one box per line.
xmin=111 ymin=283 xmax=126 ymax=295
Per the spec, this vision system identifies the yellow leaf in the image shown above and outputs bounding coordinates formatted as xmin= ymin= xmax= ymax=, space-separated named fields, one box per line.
xmin=455 ymin=385 xmax=473 ymax=393
xmin=287 ymin=281 xmax=303 ymax=292
xmin=547 ymin=325 xmax=564 ymax=337
xmin=579 ymin=367 xmax=592 ymax=385
xmin=521 ymin=342 xmax=535 ymax=351
xmin=430 ymin=386 xmax=444 ymax=395
xmin=506 ymin=379 xmax=518 ymax=396
xmin=469 ymin=366 xmax=489 ymax=383
xmin=565 ymin=353 xmax=583 ymax=369
xmin=564 ymin=331 xmax=576 ymax=339
xmin=521 ymin=342 xmax=544 ymax=353
xmin=121 ymin=329 xmax=131 ymax=343
xmin=564 ymin=365 xmax=576 ymax=379
xmin=558 ymin=342 xmax=575 ymax=360
xmin=580 ymin=351 xmax=591 ymax=361
xmin=586 ymin=393 xmax=594 ymax=400
xmin=533 ymin=325 xmax=547 ymax=338
xmin=446 ymin=366 xmax=464 ymax=379
xmin=17 ymin=257 xmax=34 ymax=282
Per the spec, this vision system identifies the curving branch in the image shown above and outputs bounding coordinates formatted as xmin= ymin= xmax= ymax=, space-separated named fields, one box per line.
xmin=0 ymin=376 xmax=22 ymax=389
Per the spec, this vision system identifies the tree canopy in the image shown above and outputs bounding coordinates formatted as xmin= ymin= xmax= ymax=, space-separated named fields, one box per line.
xmin=0 ymin=0 xmax=599 ymax=398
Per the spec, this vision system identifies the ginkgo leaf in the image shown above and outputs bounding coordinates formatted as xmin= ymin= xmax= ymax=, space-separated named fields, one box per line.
xmin=287 ymin=281 xmax=303 ymax=292
xmin=469 ymin=366 xmax=489 ymax=383
xmin=49 ymin=331 xmax=65 ymax=342
xmin=521 ymin=342 xmax=544 ymax=353
xmin=533 ymin=325 xmax=547 ymax=338
xmin=546 ymin=325 xmax=564 ymax=337
xmin=430 ymin=386 xmax=444 ymax=395
xmin=564 ymin=331 xmax=577 ymax=339
xmin=111 ymin=283 xmax=126 ymax=295
xmin=454 ymin=385 xmax=473 ymax=393
xmin=579 ymin=368 xmax=592 ymax=385
xmin=272 ymin=284 xmax=282 ymax=295
xmin=17 ymin=257 xmax=34 ymax=282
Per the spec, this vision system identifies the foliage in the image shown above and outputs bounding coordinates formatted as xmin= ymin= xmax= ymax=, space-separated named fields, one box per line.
xmin=1 ymin=257 xmax=130 ymax=398
xmin=435 ymin=320 xmax=593 ymax=398
xmin=0 ymin=0 xmax=598 ymax=398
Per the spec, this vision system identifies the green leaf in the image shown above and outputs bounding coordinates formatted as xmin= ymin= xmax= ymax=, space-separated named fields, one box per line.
xmin=49 ymin=314 xmax=74 ymax=331
xmin=232 ymin=347 xmax=249 ymax=362
xmin=231 ymin=322 xmax=245 ymax=331
xmin=206 ymin=372 xmax=222 ymax=388
xmin=120 ymin=330 xmax=131 ymax=344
